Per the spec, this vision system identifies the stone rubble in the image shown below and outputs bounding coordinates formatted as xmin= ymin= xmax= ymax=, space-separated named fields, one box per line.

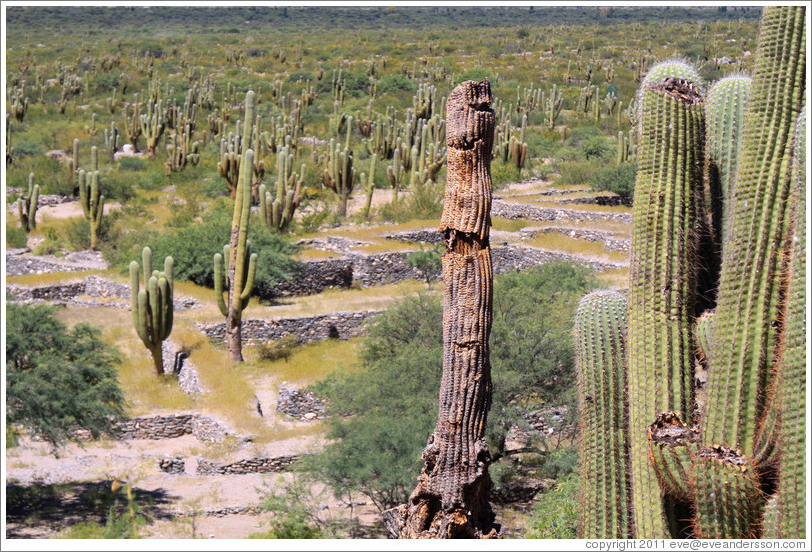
xmin=276 ymin=382 xmax=326 ymax=421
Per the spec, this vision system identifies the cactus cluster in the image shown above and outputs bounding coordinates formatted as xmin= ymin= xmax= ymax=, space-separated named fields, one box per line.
xmin=17 ymin=172 xmax=40 ymax=232
xmin=78 ymin=168 xmax=105 ymax=250
xmin=575 ymin=6 xmax=806 ymax=540
xmin=130 ymin=246 xmax=174 ymax=377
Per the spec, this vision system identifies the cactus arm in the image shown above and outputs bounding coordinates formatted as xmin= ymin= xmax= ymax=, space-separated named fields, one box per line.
xmin=239 ymin=252 xmax=258 ymax=305
xmin=768 ymin=107 xmax=806 ymax=539
xmin=575 ymin=290 xmax=631 ymax=539
xmin=703 ymin=6 xmax=805 ymax=456
xmin=129 ymin=261 xmax=148 ymax=345
xmin=627 ymin=76 xmax=707 ymax=538
xmin=214 ymin=249 xmax=229 ymax=317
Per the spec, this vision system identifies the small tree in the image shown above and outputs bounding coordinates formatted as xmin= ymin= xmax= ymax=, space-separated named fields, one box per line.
xmin=6 ymin=303 xmax=126 ymax=450
xmin=404 ymin=244 xmax=442 ymax=284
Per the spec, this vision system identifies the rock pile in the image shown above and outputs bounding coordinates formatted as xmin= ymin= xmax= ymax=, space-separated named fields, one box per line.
xmin=196 ymin=455 xmax=299 ymax=475
xmin=159 ymin=456 xmax=186 ymax=475
xmin=276 ymin=382 xmax=326 ymax=421
xmin=492 ymin=199 xmax=632 ymax=224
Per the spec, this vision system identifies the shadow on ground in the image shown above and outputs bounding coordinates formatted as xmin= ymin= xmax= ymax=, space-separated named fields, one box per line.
xmin=5 ymin=480 xmax=178 ymax=538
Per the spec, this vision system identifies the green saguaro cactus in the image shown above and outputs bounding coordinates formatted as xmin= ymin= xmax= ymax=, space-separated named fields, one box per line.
xmin=322 ymin=138 xmax=356 ymax=217
xmin=574 ymin=290 xmax=631 ymax=539
xmin=17 ymin=172 xmax=40 ymax=232
xmin=766 ymin=107 xmax=806 ymax=540
xmin=701 ymin=4 xmax=805 ymax=462
xmin=705 ymin=75 xmax=751 ymax=242
xmin=130 ymin=246 xmax=174 ymax=377
xmin=259 ymin=143 xmax=302 ymax=233
xmin=78 ymin=169 xmax=105 ymax=250
xmin=627 ymin=76 xmax=709 ymax=538
xmin=217 ymin=90 xmax=259 ymax=362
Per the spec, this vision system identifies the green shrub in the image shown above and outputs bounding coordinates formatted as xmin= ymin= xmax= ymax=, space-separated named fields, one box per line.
xmin=6 ymin=223 xmax=28 ymax=248
xmin=591 ymin=161 xmax=636 ymax=204
xmin=256 ymin=334 xmax=299 ymax=362
xmin=455 ymin=68 xmax=496 ymax=86
xmin=378 ymin=74 xmax=416 ymax=94
xmin=10 ymin=139 xmax=45 ymax=160
xmin=526 ymin=472 xmax=580 ymax=538
xmin=579 ymin=135 xmax=614 ymax=160
xmin=117 ymin=156 xmax=148 ymax=172
xmin=286 ymin=70 xmax=315 ymax=83
xmin=144 ymin=210 xmax=299 ymax=291
xmin=65 ymin=214 xmax=114 ymax=251
xmin=6 ymin=303 xmax=126 ymax=448
xmin=556 ymin=159 xmax=600 ymax=186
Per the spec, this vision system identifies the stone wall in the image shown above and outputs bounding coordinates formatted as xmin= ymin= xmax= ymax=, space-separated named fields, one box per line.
xmin=6 ymin=275 xmax=198 ymax=311
xmin=492 ymin=198 xmax=632 ymax=224
xmin=520 ymin=227 xmax=631 ymax=253
xmin=492 ymin=245 xmax=625 ymax=273
xmin=196 ymin=455 xmax=299 ymax=475
xmin=196 ymin=310 xmax=381 ymax=345
xmin=350 ymin=251 xmax=434 ymax=286
xmin=159 ymin=456 xmax=186 ymax=475
xmin=277 ymin=382 xmax=326 ymax=421
xmin=260 ymin=258 xmax=353 ymax=299
xmin=113 ymin=414 xmax=231 ymax=442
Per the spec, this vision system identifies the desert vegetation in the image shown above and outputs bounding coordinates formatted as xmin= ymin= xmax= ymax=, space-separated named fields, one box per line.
xmin=6 ymin=4 xmax=804 ymax=543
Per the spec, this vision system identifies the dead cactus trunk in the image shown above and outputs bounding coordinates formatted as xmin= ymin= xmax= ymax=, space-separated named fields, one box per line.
xmin=382 ymin=79 xmax=499 ymax=539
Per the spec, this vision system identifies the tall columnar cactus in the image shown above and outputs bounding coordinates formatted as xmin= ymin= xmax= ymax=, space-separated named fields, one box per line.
xmin=361 ymin=154 xmax=377 ymax=220
xmin=78 ymin=169 xmax=105 ymax=250
xmin=130 ymin=246 xmax=174 ymax=377
xmin=766 ymin=107 xmax=806 ymax=539
xmin=576 ymin=6 xmax=806 ymax=541
xmin=574 ymin=290 xmax=631 ymax=539
xmin=217 ymin=90 xmax=259 ymax=362
xmin=140 ymin=98 xmax=166 ymax=158
xmin=17 ymin=172 xmax=40 ymax=232
xmin=383 ymin=79 xmax=497 ymax=539
xmin=259 ymin=144 xmax=302 ymax=233
xmin=702 ymin=4 xmax=805 ymax=463
xmin=509 ymin=114 xmax=528 ymax=170
xmin=104 ymin=121 xmax=120 ymax=158
xmin=123 ymin=93 xmax=142 ymax=152
xmin=627 ymin=77 xmax=709 ymax=538
xmin=322 ymin=138 xmax=355 ymax=217
xmin=705 ymin=75 xmax=752 ymax=243
xmin=633 ymin=59 xmax=703 ymax=126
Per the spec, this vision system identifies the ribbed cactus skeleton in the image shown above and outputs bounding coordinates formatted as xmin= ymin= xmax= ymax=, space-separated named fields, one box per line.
xmin=78 ymin=169 xmax=105 ymax=250
xmin=383 ymin=79 xmax=498 ymax=539
xmin=574 ymin=290 xmax=631 ymax=539
xmin=129 ymin=246 xmax=174 ymax=377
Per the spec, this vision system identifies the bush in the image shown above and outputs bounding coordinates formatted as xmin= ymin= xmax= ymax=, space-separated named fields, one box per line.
xmin=65 ymin=214 xmax=114 ymax=251
xmin=526 ymin=472 xmax=579 ymax=538
xmin=579 ymin=135 xmax=614 ymax=160
xmin=6 ymin=303 xmax=126 ymax=448
xmin=6 ymin=223 xmax=28 ymax=248
xmin=556 ymin=159 xmax=600 ymax=186
xmin=144 ymin=210 xmax=299 ymax=291
xmin=256 ymin=334 xmax=299 ymax=362
xmin=117 ymin=156 xmax=148 ymax=172
xmin=10 ymin=139 xmax=45 ymax=160
xmin=377 ymin=74 xmax=416 ymax=94
xmin=591 ymin=161 xmax=636 ymax=204
xmin=455 ymin=68 xmax=496 ymax=86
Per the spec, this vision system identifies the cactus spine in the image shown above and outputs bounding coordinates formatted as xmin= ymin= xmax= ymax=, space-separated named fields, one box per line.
xmin=129 ymin=246 xmax=174 ymax=377
xmin=17 ymin=172 xmax=40 ymax=232
xmin=217 ymin=90 xmax=259 ymax=362
xmin=78 ymin=169 xmax=105 ymax=250
xmin=627 ymin=77 xmax=708 ymax=538
xmin=575 ymin=291 xmax=631 ymax=539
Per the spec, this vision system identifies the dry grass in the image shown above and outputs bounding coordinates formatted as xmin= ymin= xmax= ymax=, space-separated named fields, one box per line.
xmin=243 ymin=338 xmax=362 ymax=386
xmin=597 ymin=267 xmax=630 ymax=290
xmin=523 ymin=231 xmax=629 ymax=264
xmin=492 ymin=217 xmax=534 ymax=233
xmin=6 ymin=270 xmax=110 ymax=286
